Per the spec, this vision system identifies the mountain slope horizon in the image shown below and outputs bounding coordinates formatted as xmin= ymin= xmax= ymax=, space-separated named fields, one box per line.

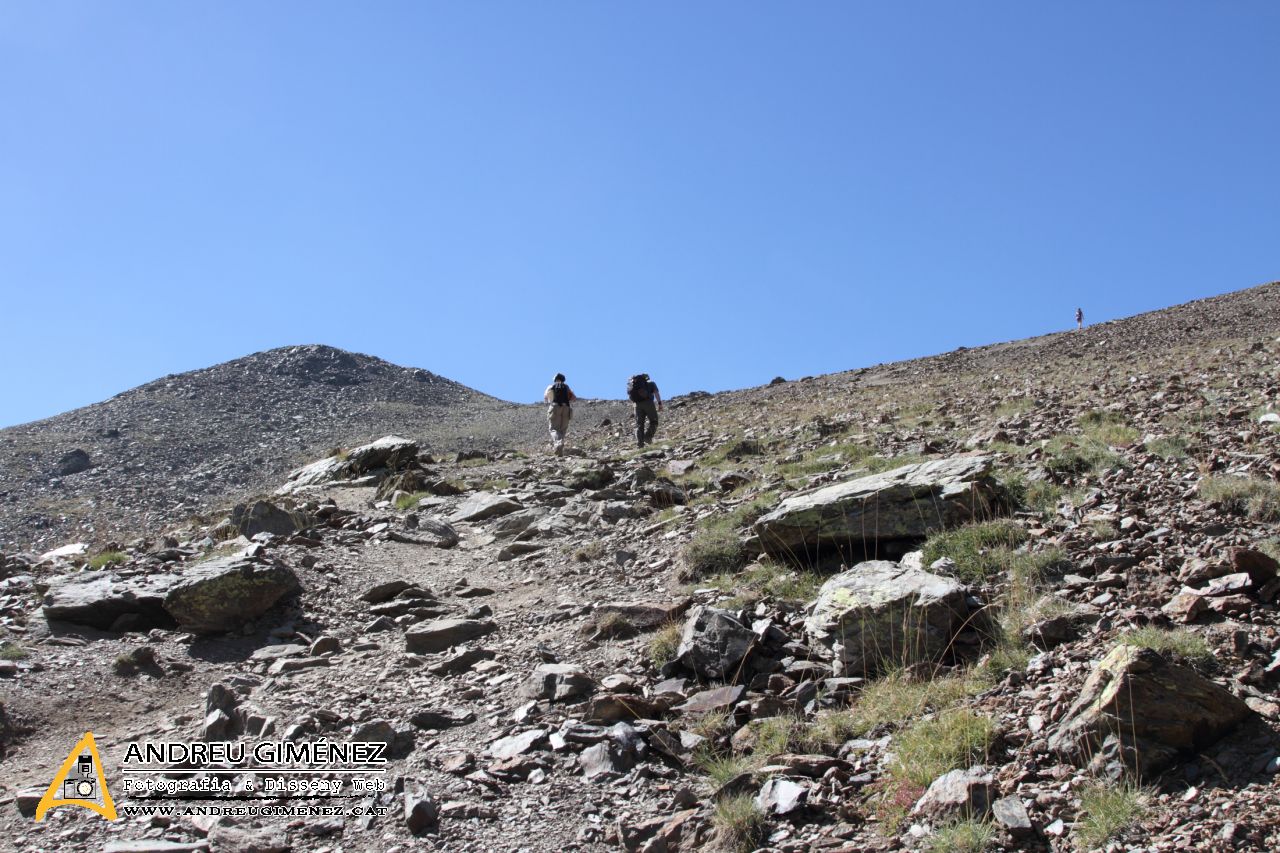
xmin=1 ymin=279 xmax=1277 ymax=552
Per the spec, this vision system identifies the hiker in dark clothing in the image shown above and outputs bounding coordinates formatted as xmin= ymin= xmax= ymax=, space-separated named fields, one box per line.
xmin=1075 ymin=307 xmax=1084 ymax=330
xmin=627 ymin=373 xmax=662 ymax=447
xmin=544 ymin=372 xmax=577 ymax=456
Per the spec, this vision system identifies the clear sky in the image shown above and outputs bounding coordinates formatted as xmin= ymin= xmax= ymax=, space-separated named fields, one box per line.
xmin=2 ymin=2 xmax=1277 ymax=427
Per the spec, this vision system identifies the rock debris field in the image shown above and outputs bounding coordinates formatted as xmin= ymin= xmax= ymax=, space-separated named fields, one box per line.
xmin=2 ymin=281 xmax=1280 ymax=852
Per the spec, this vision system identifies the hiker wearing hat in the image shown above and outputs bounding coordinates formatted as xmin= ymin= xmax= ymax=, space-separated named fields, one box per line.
xmin=544 ymin=373 xmax=577 ymax=456
xmin=627 ymin=373 xmax=662 ymax=448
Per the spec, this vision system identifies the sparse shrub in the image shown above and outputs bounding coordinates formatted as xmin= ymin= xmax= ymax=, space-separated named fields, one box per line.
xmin=682 ymin=525 xmax=747 ymax=578
xmin=1144 ymin=435 xmax=1189 ymax=460
xmin=891 ymin=708 xmax=997 ymax=788
xmin=699 ymin=560 xmax=824 ymax=606
xmin=88 ymin=551 xmax=127 ymax=569
xmin=978 ymin=643 xmax=1031 ymax=683
xmin=0 ymin=641 xmax=27 ymax=660
xmin=1044 ymin=434 xmax=1123 ymax=477
xmin=920 ymin=522 xmax=1028 ymax=584
xmin=1078 ymin=410 xmax=1140 ymax=446
xmin=692 ymin=747 xmax=754 ymax=788
xmin=112 ymin=646 xmax=157 ymax=676
xmin=1088 ymin=519 xmax=1119 ymax=541
xmin=1074 ymin=780 xmax=1147 ymax=849
xmin=688 ymin=710 xmax=730 ymax=740
xmin=925 ymin=819 xmax=998 ymax=853
xmin=817 ymin=670 xmax=977 ymax=740
xmin=590 ymin=611 xmax=634 ymax=640
xmin=394 ymin=491 xmax=428 ymax=511
xmin=712 ymin=793 xmax=766 ymax=852
xmin=572 ymin=541 xmax=607 ymax=563
xmin=1118 ymin=627 xmax=1214 ymax=668
xmin=863 ymin=453 xmax=927 ymax=474
xmin=646 ymin=622 xmax=682 ymax=667
xmin=328 ymin=447 xmax=349 ymax=460
xmin=997 ymin=469 xmax=1061 ymax=519
xmin=1198 ymin=475 xmax=1280 ymax=521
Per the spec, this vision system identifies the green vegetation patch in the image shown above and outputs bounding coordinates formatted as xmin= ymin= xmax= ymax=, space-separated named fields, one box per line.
xmin=712 ymin=793 xmax=766 ymax=853
xmin=1199 ymin=475 xmax=1280 ymax=522
xmin=1117 ymin=627 xmax=1214 ymax=669
xmin=920 ymin=521 xmax=1028 ymax=584
xmin=88 ymin=551 xmax=127 ymax=569
xmin=925 ymin=819 xmax=998 ymax=853
xmin=393 ymin=491 xmax=429 ymax=511
xmin=646 ymin=622 xmax=682 ymax=667
xmin=891 ymin=708 xmax=997 ymax=788
xmin=1074 ymin=781 xmax=1148 ymax=849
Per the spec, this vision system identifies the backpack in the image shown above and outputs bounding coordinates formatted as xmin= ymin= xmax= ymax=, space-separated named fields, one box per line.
xmin=551 ymin=382 xmax=571 ymax=406
xmin=627 ymin=374 xmax=651 ymax=403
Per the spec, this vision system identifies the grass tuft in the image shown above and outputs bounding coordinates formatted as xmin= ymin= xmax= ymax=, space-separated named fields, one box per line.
xmin=890 ymin=708 xmax=997 ymax=788
xmin=1198 ymin=475 xmax=1280 ymax=521
xmin=925 ymin=819 xmax=998 ymax=853
xmin=920 ymin=522 xmax=1028 ymax=584
xmin=646 ymin=622 xmax=682 ymax=667
xmin=682 ymin=525 xmax=747 ymax=579
xmin=0 ymin=641 xmax=27 ymax=660
xmin=88 ymin=551 xmax=127 ymax=569
xmin=1074 ymin=780 xmax=1147 ymax=849
xmin=393 ymin=491 xmax=428 ymax=511
xmin=1117 ymin=627 xmax=1214 ymax=668
xmin=712 ymin=793 xmax=766 ymax=853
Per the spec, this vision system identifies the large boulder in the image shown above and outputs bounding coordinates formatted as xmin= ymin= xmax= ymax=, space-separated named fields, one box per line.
xmin=229 ymin=500 xmax=307 ymax=538
xmin=43 ymin=572 xmax=180 ymax=631
xmin=405 ymin=618 xmax=497 ymax=654
xmin=340 ymin=435 xmax=419 ymax=473
xmin=449 ymin=493 xmax=523 ymax=524
xmin=163 ymin=557 xmax=302 ymax=634
xmin=804 ymin=560 xmax=969 ymax=676
xmin=675 ymin=606 xmax=756 ymax=680
xmin=518 ymin=663 xmax=597 ymax=702
xmin=753 ymin=456 xmax=1004 ymax=562
xmin=55 ymin=449 xmax=93 ymax=476
xmin=1048 ymin=644 xmax=1253 ymax=778
xmin=278 ymin=436 xmax=418 ymax=493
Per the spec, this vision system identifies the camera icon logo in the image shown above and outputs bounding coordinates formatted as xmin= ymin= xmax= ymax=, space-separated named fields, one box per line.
xmin=62 ymin=754 xmax=97 ymax=800
xmin=36 ymin=733 xmax=116 ymax=822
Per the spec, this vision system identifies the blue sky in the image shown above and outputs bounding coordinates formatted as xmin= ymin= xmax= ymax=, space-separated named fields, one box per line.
xmin=2 ymin=2 xmax=1277 ymax=427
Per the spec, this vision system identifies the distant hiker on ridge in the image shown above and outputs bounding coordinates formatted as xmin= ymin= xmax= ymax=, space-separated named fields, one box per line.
xmin=544 ymin=372 xmax=577 ymax=456
xmin=627 ymin=373 xmax=662 ymax=448
xmin=1076 ymin=307 xmax=1084 ymax=330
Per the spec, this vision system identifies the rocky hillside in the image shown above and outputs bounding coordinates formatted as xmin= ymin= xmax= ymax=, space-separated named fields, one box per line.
xmin=2 ymin=280 xmax=1280 ymax=853
xmin=0 ymin=344 xmax=631 ymax=552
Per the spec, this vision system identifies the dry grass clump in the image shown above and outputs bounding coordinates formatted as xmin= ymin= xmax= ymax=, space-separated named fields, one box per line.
xmin=1198 ymin=475 xmax=1280 ymax=521
xmin=1074 ymin=780 xmax=1148 ymax=849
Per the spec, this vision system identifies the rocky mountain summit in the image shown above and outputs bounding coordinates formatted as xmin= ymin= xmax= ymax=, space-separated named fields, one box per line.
xmin=3 ymin=281 xmax=1280 ymax=853
xmin=0 ymin=344 xmax=631 ymax=552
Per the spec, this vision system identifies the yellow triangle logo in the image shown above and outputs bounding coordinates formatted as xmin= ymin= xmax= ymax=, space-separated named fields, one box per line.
xmin=35 ymin=731 xmax=117 ymax=822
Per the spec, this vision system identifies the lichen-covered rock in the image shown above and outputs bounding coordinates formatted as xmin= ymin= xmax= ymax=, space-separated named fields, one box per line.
xmin=1048 ymin=644 xmax=1253 ymax=777
xmin=752 ymin=456 xmax=1004 ymax=562
xmin=163 ymin=557 xmax=301 ymax=634
xmin=804 ymin=560 xmax=969 ymax=675
xmin=277 ymin=435 xmax=418 ymax=494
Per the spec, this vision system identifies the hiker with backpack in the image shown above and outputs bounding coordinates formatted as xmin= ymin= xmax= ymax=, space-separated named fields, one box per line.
xmin=544 ymin=372 xmax=577 ymax=456
xmin=627 ymin=373 xmax=662 ymax=448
